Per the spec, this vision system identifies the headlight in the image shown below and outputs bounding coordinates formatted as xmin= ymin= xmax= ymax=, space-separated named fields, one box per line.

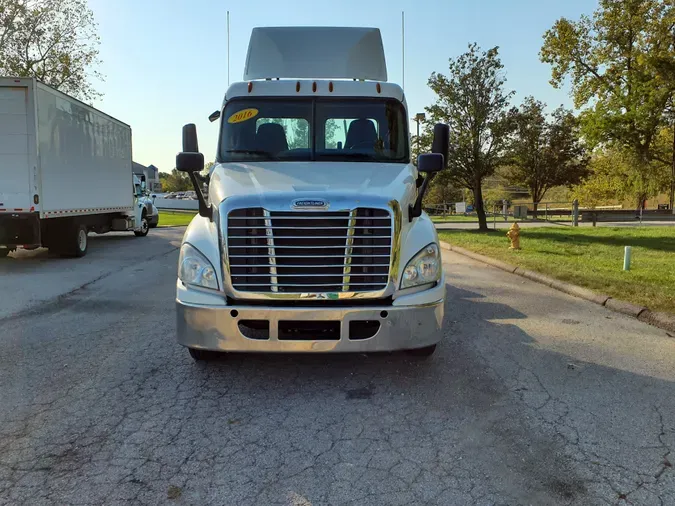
xmin=400 ymin=243 xmax=441 ymax=289
xmin=178 ymin=243 xmax=219 ymax=290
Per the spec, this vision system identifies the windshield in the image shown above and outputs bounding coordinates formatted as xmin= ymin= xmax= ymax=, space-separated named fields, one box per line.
xmin=219 ymin=98 xmax=409 ymax=163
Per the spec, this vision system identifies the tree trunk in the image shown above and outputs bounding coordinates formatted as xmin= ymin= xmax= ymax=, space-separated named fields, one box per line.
xmin=473 ymin=185 xmax=488 ymax=231
xmin=532 ymin=202 xmax=539 ymax=220
xmin=670 ymin=124 xmax=674 ymax=214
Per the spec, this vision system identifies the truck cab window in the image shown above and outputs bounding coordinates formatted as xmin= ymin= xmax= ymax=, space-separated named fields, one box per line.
xmin=220 ymin=98 xmax=408 ymax=163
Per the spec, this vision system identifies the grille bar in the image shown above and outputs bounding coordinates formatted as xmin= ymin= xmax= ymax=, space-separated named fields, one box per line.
xmin=231 ymin=264 xmax=390 ymax=268
xmin=229 ymin=254 xmax=391 ymax=258
xmin=228 ymin=226 xmax=391 ymax=230
xmin=234 ymin=283 xmax=387 ymax=287
xmin=228 ymin=235 xmax=391 ymax=240
xmin=228 ymin=216 xmax=389 ymax=221
xmin=227 ymin=207 xmax=392 ymax=294
xmin=233 ymin=272 xmax=388 ymax=277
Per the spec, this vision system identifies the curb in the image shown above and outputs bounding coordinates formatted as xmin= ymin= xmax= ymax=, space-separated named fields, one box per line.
xmin=439 ymin=240 xmax=675 ymax=336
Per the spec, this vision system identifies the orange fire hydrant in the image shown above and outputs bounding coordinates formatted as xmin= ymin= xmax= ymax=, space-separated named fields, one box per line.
xmin=506 ymin=222 xmax=521 ymax=250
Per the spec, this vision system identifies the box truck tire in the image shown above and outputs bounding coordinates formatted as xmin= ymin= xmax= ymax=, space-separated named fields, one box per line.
xmin=49 ymin=221 xmax=88 ymax=258
xmin=0 ymin=248 xmax=10 ymax=258
xmin=134 ymin=214 xmax=149 ymax=237
xmin=62 ymin=223 xmax=89 ymax=258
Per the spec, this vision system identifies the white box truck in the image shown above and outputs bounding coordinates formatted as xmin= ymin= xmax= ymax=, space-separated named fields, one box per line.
xmin=174 ymin=27 xmax=449 ymax=359
xmin=0 ymin=77 xmax=151 ymax=258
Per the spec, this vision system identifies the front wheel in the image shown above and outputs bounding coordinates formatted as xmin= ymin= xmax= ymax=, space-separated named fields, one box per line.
xmin=405 ymin=344 xmax=437 ymax=358
xmin=134 ymin=216 xmax=149 ymax=237
xmin=188 ymin=348 xmax=216 ymax=361
xmin=0 ymin=248 xmax=11 ymax=258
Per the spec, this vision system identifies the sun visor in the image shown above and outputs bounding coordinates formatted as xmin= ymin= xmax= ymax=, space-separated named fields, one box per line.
xmin=243 ymin=27 xmax=388 ymax=82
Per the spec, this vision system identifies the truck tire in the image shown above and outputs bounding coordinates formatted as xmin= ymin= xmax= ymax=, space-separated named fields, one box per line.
xmin=0 ymin=248 xmax=10 ymax=258
xmin=134 ymin=214 xmax=149 ymax=237
xmin=188 ymin=348 xmax=216 ymax=361
xmin=405 ymin=344 xmax=437 ymax=358
xmin=69 ymin=223 xmax=89 ymax=257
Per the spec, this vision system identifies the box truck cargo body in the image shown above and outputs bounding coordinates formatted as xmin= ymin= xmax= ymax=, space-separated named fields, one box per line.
xmin=0 ymin=77 xmax=149 ymax=258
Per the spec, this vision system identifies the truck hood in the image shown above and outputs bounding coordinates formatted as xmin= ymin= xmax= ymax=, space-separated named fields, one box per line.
xmin=209 ymin=161 xmax=417 ymax=209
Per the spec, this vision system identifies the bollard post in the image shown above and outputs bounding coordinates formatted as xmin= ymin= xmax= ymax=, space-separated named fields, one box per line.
xmin=572 ymin=199 xmax=579 ymax=227
xmin=623 ymin=246 xmax=632 ymax=271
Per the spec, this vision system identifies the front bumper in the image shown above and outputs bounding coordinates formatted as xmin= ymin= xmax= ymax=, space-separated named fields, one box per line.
xmin=176 ymin=286 xmax=444 ymax=353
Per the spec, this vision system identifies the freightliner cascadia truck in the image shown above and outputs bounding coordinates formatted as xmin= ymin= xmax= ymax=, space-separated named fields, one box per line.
xmin=173 ymin=27 xmax=449 ymax=359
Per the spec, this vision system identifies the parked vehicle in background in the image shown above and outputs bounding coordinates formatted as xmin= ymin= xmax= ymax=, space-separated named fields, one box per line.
xmin=0 ymin=77 xmax=149 ymax=258
xmin=174 ymin=27 xmax=449 ymax=360
xmin=135 ymin=174 xmax=160 ymax=228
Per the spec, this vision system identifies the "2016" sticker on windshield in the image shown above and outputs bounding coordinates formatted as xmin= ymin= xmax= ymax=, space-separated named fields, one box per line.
xmin=228 ymin=108 xmax=259 ymax=124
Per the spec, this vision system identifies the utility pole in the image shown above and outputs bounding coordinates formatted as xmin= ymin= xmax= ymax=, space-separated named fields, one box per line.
xmin=412 ymin=112 xmax=425 ymax=156
xmin=401 ymin=11 xmax=405 ymax=92
xmin=227 ymin=11 xmax=230 ymax=87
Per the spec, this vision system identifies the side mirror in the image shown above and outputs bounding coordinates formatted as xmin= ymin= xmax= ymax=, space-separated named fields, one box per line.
xmin=176 ymin=152 xmax=204 ymax=172
xmin=417 ymin=153 xmax=444 ymax=174
xmin=409 ymin=122 xmax=450 ymax=222
xmin=177 ymin=123 xmax=204 ymax=173
xmin=182 ymin=123 xmax=199 ymax=153
xmin=208 ymin=110 xmax=221 ymax=123
xmin=177 ymin=123 xmax=211 ymax=219
xmin=431 ymin=123 xmax=450 ymax=169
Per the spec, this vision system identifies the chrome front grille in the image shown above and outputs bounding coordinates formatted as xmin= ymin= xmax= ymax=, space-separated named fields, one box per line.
xmin=227 ymin=208 xmax=392 ymax=293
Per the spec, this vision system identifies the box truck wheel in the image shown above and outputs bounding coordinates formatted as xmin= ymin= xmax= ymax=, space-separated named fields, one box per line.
xmin=0 ymin=247 xmax=11 ymax=258
xmin=188 ymin=348 xmax=217 ymax=361
xmin=134 ymin=214 xmax=149 ymax=237
xmin=405 ymin=344 xmax=437 ymax=358
xmin=67 ymin=223 xmax=89 ymax=257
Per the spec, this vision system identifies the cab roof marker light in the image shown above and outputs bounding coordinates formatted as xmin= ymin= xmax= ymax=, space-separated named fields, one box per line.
xmin=296 ymin=81 xmax=301 ymax=92
xmin=248 ymin=82 xmax=253 ymax=93
xmin=329 ymin=81 xmax=334 ymax=92
xmin=312 ymin=81 xmax=317 ymax=92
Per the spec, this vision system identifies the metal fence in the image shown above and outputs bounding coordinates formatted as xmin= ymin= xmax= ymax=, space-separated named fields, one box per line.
xmin=427 ymin=200 xmax=674 ymax=227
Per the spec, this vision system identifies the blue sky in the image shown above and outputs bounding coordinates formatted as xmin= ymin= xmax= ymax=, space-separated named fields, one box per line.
xmin=88 ymin=0 xmax=597 ymax=173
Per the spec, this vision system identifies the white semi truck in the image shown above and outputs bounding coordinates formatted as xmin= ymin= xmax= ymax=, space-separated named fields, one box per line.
xmin=0 ymin=77 xmax=150 ymax=258
xmin=174 ymin=27 xmax=449 ymax=359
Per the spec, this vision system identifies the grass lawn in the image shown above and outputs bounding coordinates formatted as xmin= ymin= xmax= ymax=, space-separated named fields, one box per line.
xmin=158 ymin=211 xmax=197 ymax=227
xmin=431 ymin=215 xmax=481 ymax=222
xmin=438 ymin=227 xmax=675 ymax=314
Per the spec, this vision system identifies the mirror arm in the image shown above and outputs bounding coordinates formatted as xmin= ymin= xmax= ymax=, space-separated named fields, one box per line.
xmin=409 ymin=173 xmax=436 ymax=222
xmin=187 ymin=171 xmax=212 ymax=220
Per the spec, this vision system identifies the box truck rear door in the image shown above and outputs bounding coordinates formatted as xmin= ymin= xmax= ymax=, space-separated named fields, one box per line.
xmin=0 ymin=86 xmax=32 ymax=212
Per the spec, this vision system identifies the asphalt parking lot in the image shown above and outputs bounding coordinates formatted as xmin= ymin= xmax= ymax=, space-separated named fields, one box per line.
xmin=0 ymin=228 xmax=673 ymax=505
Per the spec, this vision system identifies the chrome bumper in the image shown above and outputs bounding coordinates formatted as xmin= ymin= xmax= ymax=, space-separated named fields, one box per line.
xmin=176 ymin=296 xmax=444 ymax=353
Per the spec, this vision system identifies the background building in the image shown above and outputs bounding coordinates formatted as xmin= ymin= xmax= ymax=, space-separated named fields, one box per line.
xmin=132 ymin=162 xmax=162 ymax=192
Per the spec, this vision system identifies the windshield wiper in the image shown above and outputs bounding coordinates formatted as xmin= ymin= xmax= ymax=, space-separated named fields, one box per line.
xmin=225 ymin=149 xmax=279 ymax=159
xmin=317 ymin=152 xmax=380 ymax=161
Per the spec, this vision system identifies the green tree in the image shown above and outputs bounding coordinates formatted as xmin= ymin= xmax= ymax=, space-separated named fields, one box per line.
xmin=0 ymin=0 xmax=102 ymax=102
xmin=426 ymin=44 xmax=514 ymax=230
xmin=505 ymin=97 xmax=590 ymax=217
xmin=572 ymin=146 xmax=670 ymax=208
xmin=541 ymin=0 xmax=675 ymax=204
xmin=159 ymin=169 xmax=192 ymax=193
